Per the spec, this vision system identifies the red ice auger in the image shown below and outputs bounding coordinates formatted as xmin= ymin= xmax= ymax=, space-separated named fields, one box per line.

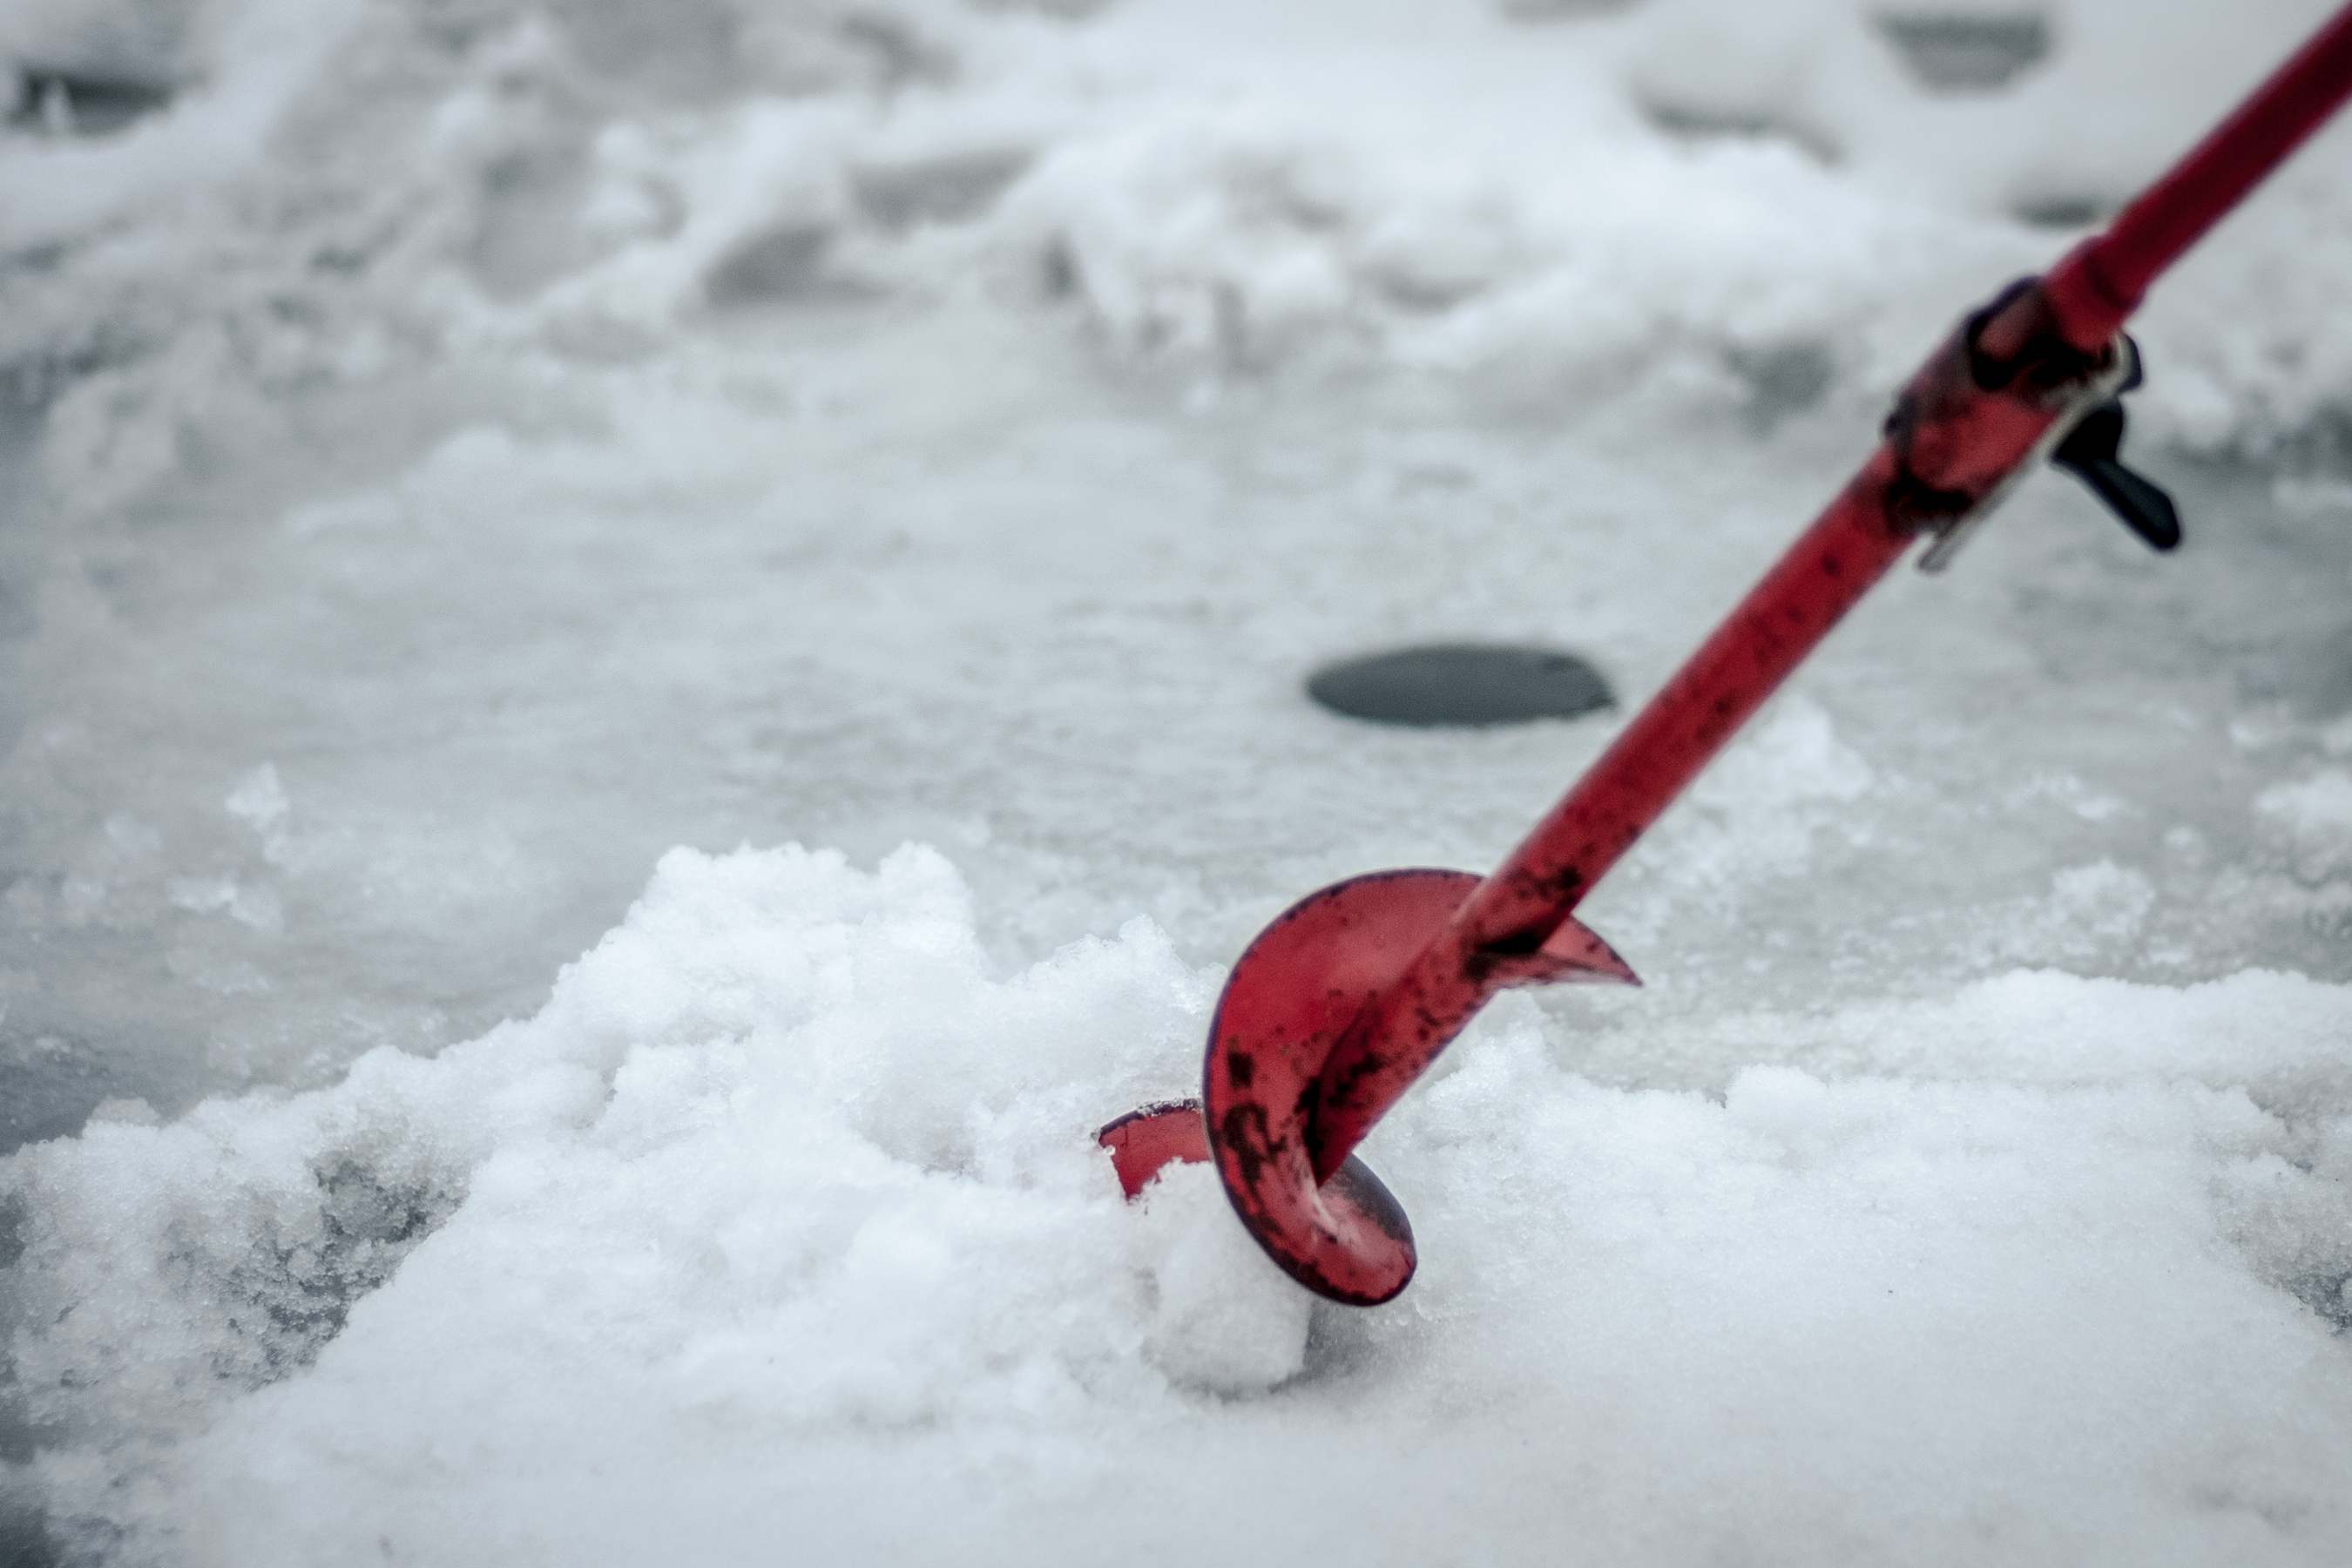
xmin=1098 ymin=6 xmax=2352 ymax=1307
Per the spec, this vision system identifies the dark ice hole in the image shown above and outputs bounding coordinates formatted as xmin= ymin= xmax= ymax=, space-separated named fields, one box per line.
xmin=2012 ymin=193 xmax=2111 ymax=230
xmin=1308 ymin=644 xmax=1616 ymax=728
xmin=8 ymin=66 xmax=176 ymax=138
xmin=1637 ymin=98 xmax=1841 ymax=165
xmin=1875 ymin=11 xmax=2052 ymax=93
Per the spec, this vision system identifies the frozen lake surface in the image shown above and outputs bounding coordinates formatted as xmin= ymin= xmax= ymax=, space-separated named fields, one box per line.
xmin=3 ymin=319 xmax=2349 ymax=1149
xmin=3 ymin=0 xmax=2351 ymax=1562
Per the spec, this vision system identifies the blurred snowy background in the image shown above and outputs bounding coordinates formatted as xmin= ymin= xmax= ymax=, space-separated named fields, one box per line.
xmin=3 ymin=0 xmax=2351 ymax=1562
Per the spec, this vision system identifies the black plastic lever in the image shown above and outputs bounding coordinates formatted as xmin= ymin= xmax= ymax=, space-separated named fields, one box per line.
xmin=2051 ymin=402 xmax=2181 ymax=552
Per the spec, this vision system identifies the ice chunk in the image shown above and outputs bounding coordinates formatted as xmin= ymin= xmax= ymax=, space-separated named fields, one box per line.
xmin=1132 ymin=1161 xmax=1312 ymax=1395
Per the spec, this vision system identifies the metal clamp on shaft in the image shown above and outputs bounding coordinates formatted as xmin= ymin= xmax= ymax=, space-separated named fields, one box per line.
xmin=1897 ymin=280 xmax=2159 ymax=572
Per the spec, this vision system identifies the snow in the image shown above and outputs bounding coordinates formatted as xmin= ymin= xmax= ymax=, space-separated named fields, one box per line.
xmin=4 ymin=0 xmax=2352 ymax=1563
xmin=2260 ymin=770 xmax=2352 ymax=881
xmin=12 ymin=848 xmax=2351 ymax=1565
xmin=0 ymin=0 xmax=363 ymax=254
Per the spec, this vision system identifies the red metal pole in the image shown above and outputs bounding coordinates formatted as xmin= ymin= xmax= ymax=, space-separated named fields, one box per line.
xmin=2039 ymin=1 xmax=2352 ymax=352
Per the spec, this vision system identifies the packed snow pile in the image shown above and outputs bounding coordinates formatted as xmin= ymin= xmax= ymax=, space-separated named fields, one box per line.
xmin=8 ymin=846 xmax=2350 ymax=1565
xmin=5 ymin=0 xmax=2352 ymax=1564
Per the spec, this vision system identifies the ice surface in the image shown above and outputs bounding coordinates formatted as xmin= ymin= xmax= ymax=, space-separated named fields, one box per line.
xmin=5 ymin=0 xmax=2352 ymax=1562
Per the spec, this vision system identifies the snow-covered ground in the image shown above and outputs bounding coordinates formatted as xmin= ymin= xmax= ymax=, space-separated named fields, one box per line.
xmin=4 ymin=0 xmax=2351 ymax=1562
